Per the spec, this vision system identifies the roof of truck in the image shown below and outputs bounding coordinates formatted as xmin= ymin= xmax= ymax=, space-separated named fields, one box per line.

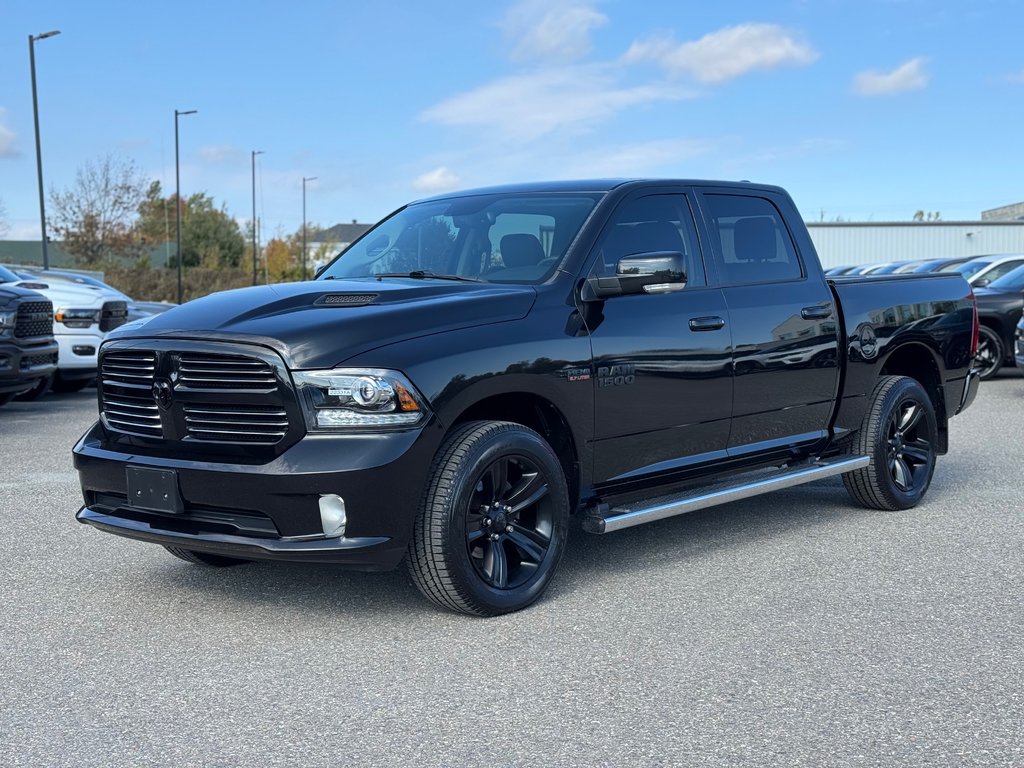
xmin=413 ymin=178 xmax=786 ymax=203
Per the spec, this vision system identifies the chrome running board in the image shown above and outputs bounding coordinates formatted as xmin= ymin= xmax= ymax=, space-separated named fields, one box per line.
xmin=582 ymin=455 xmax=870 ymax=534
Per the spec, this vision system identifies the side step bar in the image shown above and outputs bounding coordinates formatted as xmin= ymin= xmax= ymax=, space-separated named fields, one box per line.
xmin=582 ymin=455 xmax=870 ymax=534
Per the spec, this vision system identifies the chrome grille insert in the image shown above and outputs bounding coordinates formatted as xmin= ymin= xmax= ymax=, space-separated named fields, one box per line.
xmin=178 ymin=352 xmax=277 ymax=389
xmin=184 ymin=404 xmax=288 ymax=444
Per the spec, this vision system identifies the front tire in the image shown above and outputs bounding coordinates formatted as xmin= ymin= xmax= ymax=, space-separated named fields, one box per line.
xmin=163 ymin=546 xmax=250 ymax=567
xmin=975 ymin=326 xmax=1004 ymax=380
xmin=843 ymin=375 xmax=938 ymax=511
xmin=14 ymin=373 xmax=52 ymax=401
xmin=407 ymin=421 xmax=570 ymax=617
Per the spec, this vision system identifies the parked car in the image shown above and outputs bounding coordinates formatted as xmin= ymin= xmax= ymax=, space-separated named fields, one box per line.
xmin=824 ymin=266 xmax=855 ymax=276
xmin=4 ymin=271 xmax=129 ymax=395
xmin=973 ymin=263 xmax=1024 ymax=379
xmin=0 ymin=266 xmax=59 ymax=407
xmin=908 ymin=256 xmax=978 ymax=274
xmin=12 ymin=268 xmax=176 ymax=322
xmin=964 ymin=254 xmax=1024 ymax=288
xmin=73 ymin=179 xmax=979 ymax=616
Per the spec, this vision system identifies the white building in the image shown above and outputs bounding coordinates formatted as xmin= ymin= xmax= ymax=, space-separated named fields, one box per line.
xmin=806 ymin=221 xmax=1024 ymax=269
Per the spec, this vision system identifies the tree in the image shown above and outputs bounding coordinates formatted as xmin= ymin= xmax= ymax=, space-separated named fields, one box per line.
xmin=263 ymin=238 xmax=294 ymax=282
xmin=135 ymin=183 xmax=245 ymax=268
xmin=49 ymin=155 xmax=147 ymax=264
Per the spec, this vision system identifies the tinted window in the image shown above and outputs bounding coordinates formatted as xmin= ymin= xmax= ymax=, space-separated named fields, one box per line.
xmin=320 ymin=193 xmax=598 ymax=284
xmin=988 ymin=264 xmax=1024 ymax=291
xmin=592 ymin=195 xmax=705 ymax=286
xmin=981 ymin=259 xmax=1024 ymax=282
xmin=703 ymin=194 xmax=803 ymax=284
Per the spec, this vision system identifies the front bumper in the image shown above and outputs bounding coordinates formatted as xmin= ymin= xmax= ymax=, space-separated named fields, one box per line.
xmin=73 ymin=420 xmax=443 ymax=570
xmin=56 ymin=330 xmax=104 ymax=374
xmin=0 ymin=340 xmax=59 ymax=394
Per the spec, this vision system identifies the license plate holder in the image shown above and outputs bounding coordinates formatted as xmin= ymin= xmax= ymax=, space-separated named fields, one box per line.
xmin=126 ymin=467 xmax=184 ymax=514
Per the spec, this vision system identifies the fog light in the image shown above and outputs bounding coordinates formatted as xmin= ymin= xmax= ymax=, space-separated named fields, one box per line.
xmin=72 ymin=345 xmax=96 ymax=356
xmin=319 ymin=494 xmax=347 ymax=538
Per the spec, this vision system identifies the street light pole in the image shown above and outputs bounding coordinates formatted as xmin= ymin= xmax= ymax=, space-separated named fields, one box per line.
xmin=28 ymin=30 xmax=61 ymax=270
xmin=174 ymin=108 xmax=197 ymax=304
xmin=302 ymin=176 xmax=317 ymax=281
xmin=251 ymin=150 xmax=264 ymax=286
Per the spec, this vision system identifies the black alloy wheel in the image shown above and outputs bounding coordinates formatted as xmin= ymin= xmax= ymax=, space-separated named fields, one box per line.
xmin=465 ymin=454 xmax=554 ymax=590
xmin=884 ymin=400 xmax=932 ymax=494
xmin=408 ymin=420 xmax=570 ymax=616
xmin=974 ymin=326 xmax=1003 ymax=380
xmin=844 ymin=375 xmax=938 ymax=511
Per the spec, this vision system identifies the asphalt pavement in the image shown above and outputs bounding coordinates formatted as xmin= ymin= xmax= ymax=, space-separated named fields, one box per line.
xmin=1 ymin=375 xmax=1022 ymax=767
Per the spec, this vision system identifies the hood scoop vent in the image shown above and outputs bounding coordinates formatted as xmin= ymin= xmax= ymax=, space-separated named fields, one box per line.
xmin=314 ymin=293 xmax=379 ymax=307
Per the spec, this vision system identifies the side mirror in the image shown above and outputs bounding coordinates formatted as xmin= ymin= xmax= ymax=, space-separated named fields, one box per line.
xmin=583 ymin=251 xmax=687 ymax=300
xmin=972 ymin=278 xmax=990 ymax=288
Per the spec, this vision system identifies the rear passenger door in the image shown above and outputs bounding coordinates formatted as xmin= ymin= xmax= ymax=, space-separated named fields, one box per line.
xmin=695 ymin=189 xmax=840 ymax=457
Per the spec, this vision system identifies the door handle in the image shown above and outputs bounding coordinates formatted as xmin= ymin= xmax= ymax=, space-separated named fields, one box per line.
xmin=688 ymin=316 xmax=726 ymax=332
xmin=800 ymin=305 xmax=833 ymax=320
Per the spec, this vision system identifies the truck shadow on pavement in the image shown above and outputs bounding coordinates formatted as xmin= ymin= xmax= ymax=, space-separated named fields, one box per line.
xmin=148 ymin=479 xmax=876 ymax=620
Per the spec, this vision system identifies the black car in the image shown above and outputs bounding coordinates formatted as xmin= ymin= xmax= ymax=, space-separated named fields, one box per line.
xmin=974 ymin=263 xmax=1024 ymax=379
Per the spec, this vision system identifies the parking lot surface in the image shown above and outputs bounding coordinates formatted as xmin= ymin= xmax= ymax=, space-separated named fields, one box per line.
xmin=2 ymin=376 xmax=1022 ymax=767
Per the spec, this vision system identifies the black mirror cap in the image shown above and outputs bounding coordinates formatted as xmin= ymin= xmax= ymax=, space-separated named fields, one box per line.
xmin=583 ymin=251 xmax=687 ymax=300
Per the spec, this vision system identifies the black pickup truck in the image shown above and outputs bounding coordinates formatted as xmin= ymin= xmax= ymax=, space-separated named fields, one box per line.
xmin=0 ymin=265 xmax=59 ymax=408
xmin=73 ymin=180 xmax=979 ymax=616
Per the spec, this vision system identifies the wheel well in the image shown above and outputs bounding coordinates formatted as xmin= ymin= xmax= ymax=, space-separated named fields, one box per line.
xmin=880 ymin=343 xmax=948 ymax=451
xmin=452 ymin=393 xmax=579 ymax=507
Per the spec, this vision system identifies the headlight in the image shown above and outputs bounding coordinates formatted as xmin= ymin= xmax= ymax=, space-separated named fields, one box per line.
xmin=0 ymin=309 xmax=15 ymax=336
xmin=293 ymin=368 xmax=429 ymax=430
xmin=55 ymin=308 xmax=99 ymax=328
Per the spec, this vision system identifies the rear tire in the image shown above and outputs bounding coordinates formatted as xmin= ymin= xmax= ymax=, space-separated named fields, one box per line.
xmin=163 ymin=546 xmax=250 ymax=567
xmin=407 ymin=421 xmax=570 ymax=617
xmin=974 ymin=326 xmax=1003 ymax=380
xmin=843 ymin=375 xmax=938 ymax=511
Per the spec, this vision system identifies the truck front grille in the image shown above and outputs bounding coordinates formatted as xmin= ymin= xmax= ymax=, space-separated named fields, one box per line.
xmin=99 ymin=301 xmax=129 ymax=332
xmin=14 ymin=300 xmax=53 ymax=338
xmin=184 ymin=404 xmax=289 ymax=443
xmin=98 ymin=345 xmax=294 ymax=448
xmin=178 ymin=352 xmax=277 ymax=390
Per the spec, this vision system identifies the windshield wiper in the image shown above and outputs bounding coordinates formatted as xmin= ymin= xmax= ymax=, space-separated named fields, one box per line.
xmin=374 ymin=270 xmax=482 ymax=283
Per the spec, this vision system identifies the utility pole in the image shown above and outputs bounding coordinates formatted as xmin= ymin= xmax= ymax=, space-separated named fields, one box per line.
xmin=302 ymin=176 xmax=317 ymax=281
xmin=251 ymin=150 xmax=264 ymax=285
xmin=29 ymin=30 xmax=61 ymax=269
xmin=174 ymin=108 xmax=197 ymax=303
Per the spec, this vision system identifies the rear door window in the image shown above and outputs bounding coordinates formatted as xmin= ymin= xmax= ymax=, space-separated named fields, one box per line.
xmin=702 ymin=194 xmax=803 ymax=285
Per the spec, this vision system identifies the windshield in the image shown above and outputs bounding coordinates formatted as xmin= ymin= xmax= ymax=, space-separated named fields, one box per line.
xmin=987 ymin=264 xmax=1024 ymax=291
xmin=319 ymin=193 xmax=601 ymax=283
xmin=0 ymin=265 xmax=20 ymax=283
xmin=956 ymin=260 xmax=993 ymax=279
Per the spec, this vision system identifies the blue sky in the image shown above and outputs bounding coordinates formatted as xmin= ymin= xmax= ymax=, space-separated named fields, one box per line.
xmin=1 ymin=0 xmax=1023 ymax=241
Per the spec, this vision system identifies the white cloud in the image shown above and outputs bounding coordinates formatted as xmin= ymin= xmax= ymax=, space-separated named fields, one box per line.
xmin=413 ymin=166 xmax=461 ymax=193
xmin=623 ymin=23 xmax=818 ymax=83
xmin=562 ymin=138 xmax=713 ymax=177
xmin=853 ymin=57 xmax=929 ymax=95
xmin=421 ymin=65 xmax=691 ymax=142
xmin=1005 ymin=69 xmax=1024 ymax=84
xmin=0 ymin=108 xmax=17 ymax=157
xmin=198 ymin=144 xmax=241 ymax=163
xmin=503 ymin=0 xmax=607 ymax=63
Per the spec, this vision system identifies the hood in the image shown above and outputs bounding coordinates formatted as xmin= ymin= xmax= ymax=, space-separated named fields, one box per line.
xmin=13 ymin=279 xmax=114 ymax=308
xmin=0 ymin=284 xmax=49 ymax=304
xmin=111 ymin=278 xmax=538 ymax=369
